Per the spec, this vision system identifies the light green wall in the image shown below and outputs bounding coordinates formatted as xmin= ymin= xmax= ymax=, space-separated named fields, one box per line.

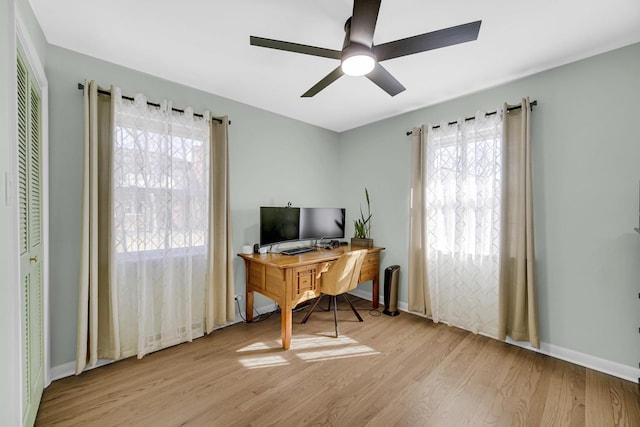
xmin=15 ymin=0 xmax=46 ymax=61
xmin=47 ymin=39 xmax=640 ymax=371
xmin=339 ymin=42 xmax=640 ymax=369
xmin=1 ymin=0 xmax=47 ymax=422
xmin=46 ymin=45 xmax=342 ymax=367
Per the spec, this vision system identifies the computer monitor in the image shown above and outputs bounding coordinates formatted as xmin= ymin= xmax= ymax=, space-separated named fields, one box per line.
xmin=300 ymin=207 xmax=345 ymax=240
xmin=259 ymin=206 xmax=346 ymax=247
xmin=260 ymin=207 xmax=300 ymax=246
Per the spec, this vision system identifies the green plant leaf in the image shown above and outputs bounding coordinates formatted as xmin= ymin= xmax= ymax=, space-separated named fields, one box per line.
xmin=353 ymin=187 xmax=373 ymax=238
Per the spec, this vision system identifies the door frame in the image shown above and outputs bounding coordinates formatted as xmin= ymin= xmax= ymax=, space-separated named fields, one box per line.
xmin=14 ymin=0 xmax=50 ymax=405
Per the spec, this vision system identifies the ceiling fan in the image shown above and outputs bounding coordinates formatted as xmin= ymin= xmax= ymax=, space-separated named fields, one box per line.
xmin=249 ymin=0 xmax=481 ymax=97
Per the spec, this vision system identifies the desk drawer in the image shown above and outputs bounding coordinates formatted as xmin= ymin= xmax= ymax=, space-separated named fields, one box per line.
xmin=362 ymin=252 xmax=379 ymax=268
xmin=293 ymin=266 xmax=318 ymax=296
xmin=359 ymin=252 xmax=379 ymax=281
xmin=359 ymin=265 xmax=379 ymax=282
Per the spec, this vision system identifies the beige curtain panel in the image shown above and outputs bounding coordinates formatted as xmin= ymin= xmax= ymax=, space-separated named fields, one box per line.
xmin=407 ymin=125 xmax=431 ymax=317
xmin=497 ymin=98 xmax=539 ymax=348
xmin=206 ymin=117 xmax=236 ymax=332
xmin=76 ymin=81 xmax=120 ymax=375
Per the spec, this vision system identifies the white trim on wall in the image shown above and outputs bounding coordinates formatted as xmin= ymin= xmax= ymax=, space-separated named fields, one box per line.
xmin=506 ymin=338 xmax=640 ymax=384
xmin=3 ymin=2 xmax=20 ymax=424
xmin=53 ymin=288 xmax=640 ymax=384
xmin=348 ymin=288 xmax=640 ymax=383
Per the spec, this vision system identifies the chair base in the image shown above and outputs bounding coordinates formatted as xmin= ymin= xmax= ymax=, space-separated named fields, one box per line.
xmin=301 ymin=293 xmax=363 ymax=337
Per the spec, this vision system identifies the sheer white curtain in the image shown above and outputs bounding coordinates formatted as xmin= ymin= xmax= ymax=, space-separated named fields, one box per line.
xmin=113 ymin=89 xmax=210 ymax=358
xmin=423 ymin=112 xmax=502 ymax=337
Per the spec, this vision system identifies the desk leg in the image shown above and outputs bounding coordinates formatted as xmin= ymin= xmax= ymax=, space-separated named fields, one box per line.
xmin=372 ymin=274 xmax=379 ymax=309
xmin=244 ymin=259 xmax=254 ymax=322
xmin=281 ymin=269 xmax=293 ymax=350
xmin=281 ymin=309 xmax=292 ymax=350
xmin=246 ymin=290 xmax=254 ymax=322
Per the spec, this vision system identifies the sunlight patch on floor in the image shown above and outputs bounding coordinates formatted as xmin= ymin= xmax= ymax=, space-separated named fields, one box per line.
xmin=288 ymin=335 xmax=359 ymax=350
xmin=297 ymin=344 xmax=379 ymax=362
xmin=236 ymin=334 xmax=379 ymax=368
xmin=236 ymin=341 xmax=273 ymax=352
xmin=238 ymin=355 xmax=289 ymax=369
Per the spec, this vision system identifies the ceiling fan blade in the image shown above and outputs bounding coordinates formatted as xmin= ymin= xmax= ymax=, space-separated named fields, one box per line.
xmin=250 ymin=36 xmax=342 ymax=60
xmin=366 ymin=63 xmax=405 ymax=96
xmin=301 ymin=66 xmax=345 ymax=97
xmin=374 ymin=20 xmax=482 ymax=61
xmin=349 ymin=0 xmax=381 ymax=47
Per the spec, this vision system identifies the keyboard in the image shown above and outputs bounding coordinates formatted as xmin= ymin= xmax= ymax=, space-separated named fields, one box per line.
xmin=281 ymin=247 xmax=317 ymax=256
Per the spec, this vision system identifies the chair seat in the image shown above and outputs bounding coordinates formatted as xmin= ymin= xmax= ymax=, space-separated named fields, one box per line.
xmin=300 ymin=250 xmax=367 ymax=337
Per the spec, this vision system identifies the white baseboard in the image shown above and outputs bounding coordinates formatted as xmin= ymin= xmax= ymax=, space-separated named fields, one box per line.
xmin=49 ymin=359 xmax=112 ymax=382
xmin=506 ymin=338 xmax=640 ymax=384
xmin=349 ymin=289 xmax=640 ymax=384
xmin=49 ymin=361 xmax=76 ymax=382
xmin=49 ymin=301 xmax=278 ymax=382
xmin=51 ymin=294 xmax=639 ymax=385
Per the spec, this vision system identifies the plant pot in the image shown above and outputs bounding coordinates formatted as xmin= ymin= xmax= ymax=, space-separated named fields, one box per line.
xmin=351 ymin=237 xmax=373 ymax=248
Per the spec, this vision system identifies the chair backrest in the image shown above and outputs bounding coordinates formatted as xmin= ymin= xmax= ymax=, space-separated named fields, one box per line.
xmin=319 ymin=250 xmax=367 ymax=296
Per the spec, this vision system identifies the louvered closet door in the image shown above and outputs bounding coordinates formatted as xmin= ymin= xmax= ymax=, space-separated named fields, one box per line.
xmin=17 ymin=52 xmax=44 ymax=427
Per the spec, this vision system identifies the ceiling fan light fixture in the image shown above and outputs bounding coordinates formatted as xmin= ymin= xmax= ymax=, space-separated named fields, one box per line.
xmin=341 ymin=43 xmax=376 ymax=76
xmin=341 ymin=54 xmax=375 ymax=76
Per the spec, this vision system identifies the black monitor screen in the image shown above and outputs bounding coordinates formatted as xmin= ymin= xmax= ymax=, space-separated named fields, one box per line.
xmin=260 ymin=207 xmax=300 ymax=246
xmin=300 ymin=208 xmax=345 ymax=240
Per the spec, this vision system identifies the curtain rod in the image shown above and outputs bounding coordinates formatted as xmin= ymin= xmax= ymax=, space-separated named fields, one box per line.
xmin=77 ymin=83 xmax=228 ymax=124
xmin=405 ymin=100 xmax=537 ymax=136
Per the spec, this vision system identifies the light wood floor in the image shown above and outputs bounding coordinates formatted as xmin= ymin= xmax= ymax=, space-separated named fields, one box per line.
xmin=37 ymin=298 xmax=639 ymax=426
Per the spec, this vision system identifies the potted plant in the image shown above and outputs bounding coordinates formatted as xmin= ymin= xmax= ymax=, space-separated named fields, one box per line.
xmin=351 ymin=188 xmax=373 ymax=247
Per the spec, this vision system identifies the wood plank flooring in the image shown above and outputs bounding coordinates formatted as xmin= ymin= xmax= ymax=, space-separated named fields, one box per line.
xmin=37 ymin=298 xmax=640 ymax=426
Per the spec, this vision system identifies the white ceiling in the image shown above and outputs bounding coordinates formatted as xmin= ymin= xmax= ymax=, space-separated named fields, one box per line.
xmin=29 ymin=0 xmax=640 ymax=132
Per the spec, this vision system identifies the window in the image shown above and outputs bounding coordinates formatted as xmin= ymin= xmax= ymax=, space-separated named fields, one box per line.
xmin=112 ymin=94 xmax=211 ymax=358
xmin=424 ymin=114 xmax=502 ymax=336
xmin=113 ymin=107 xmax=210 ymax=255
xmin=113 ymin=126 xmax=208 ymax=253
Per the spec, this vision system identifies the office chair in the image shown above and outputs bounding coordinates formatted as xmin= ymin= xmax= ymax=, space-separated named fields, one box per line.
xmin=301 ymin=249 xmax=367 ymax=337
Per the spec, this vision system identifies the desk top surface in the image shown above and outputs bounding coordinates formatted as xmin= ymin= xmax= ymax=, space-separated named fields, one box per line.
xmin=238 ymin=245 xmax=384 ymax=269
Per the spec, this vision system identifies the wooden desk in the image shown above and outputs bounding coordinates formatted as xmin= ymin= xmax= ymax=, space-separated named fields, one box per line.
xmin=238 ymin=245 xmax=384 ymax=350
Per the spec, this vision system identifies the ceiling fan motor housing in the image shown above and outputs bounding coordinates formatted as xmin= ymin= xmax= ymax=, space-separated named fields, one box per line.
xmin=341 ymin=43 xmax=376 ymax=76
